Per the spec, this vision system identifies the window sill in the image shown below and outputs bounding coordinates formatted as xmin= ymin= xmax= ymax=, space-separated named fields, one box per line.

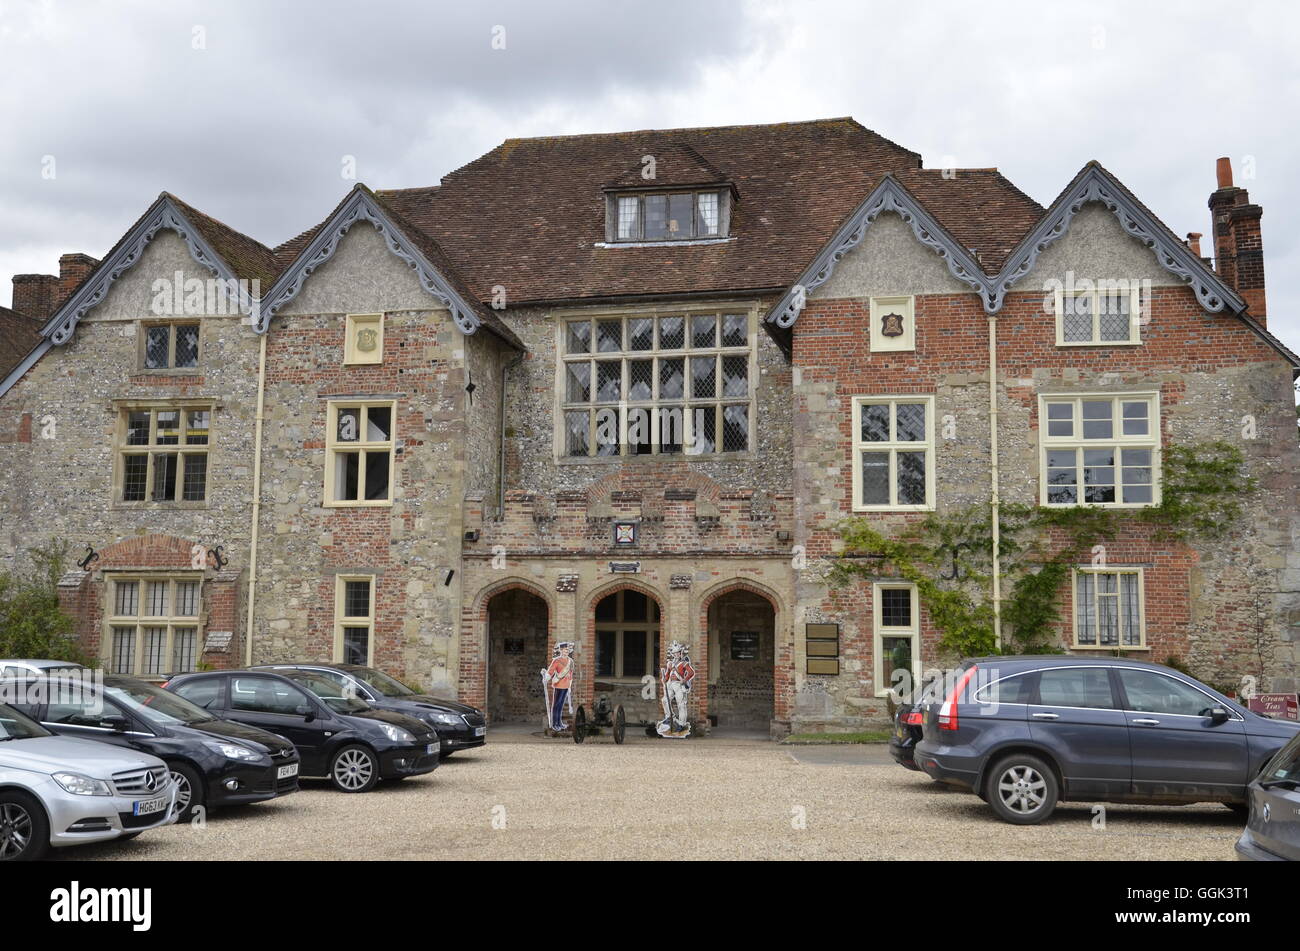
xmin=1054 ymin=341 xmax=1143 ymax=348
xmin=851 ymin=504 xmax=934 ymax=514
xmin=111 ymin=500 xmax=211 ymax=511
xmin=558 ymin=451 xmax=755 ymax=465
xmin=594 ymin=237 xmax=734 ymax=249
xmin=322 ymin=500 xmax=394 ymax=509
xmin=1040 ymin=501 xmax=1158 ymax=510
xmin=1070 ymin=644 xmax=1149 ymax=651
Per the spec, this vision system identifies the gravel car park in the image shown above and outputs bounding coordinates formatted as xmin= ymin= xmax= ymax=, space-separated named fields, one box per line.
xmin=49 ymin=733 xmax=1245 ymax=862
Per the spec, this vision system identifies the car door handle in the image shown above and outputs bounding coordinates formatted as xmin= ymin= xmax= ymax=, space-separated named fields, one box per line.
xmin=1132 ymin=718 xmax=1161 ymax=726
xmin=1031 ymin=712 xmax=1060 ymax=720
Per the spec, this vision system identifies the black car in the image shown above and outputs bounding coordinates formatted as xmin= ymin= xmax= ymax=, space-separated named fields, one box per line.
xmin=254 ymin=663 xmax=487 ymax=755
xmin=164 ymin=669 xmax=439 ymax=792
xmin=889 ymin=702 xmax=925 ymax=770
xmin=10 ymin=674 xmax=299 ymax=821
xmin=915 ymin=656 xmax=1300 ymax=824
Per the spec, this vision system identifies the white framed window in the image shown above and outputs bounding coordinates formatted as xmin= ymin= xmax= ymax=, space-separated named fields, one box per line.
xmin=106 ymin=576 xmax=202 ymax=678
xmin=1072 ymin=567 xmax=1146 ymax=649
xmin=325 ymin=401 xmax=395 ymax=506
xmin=851 ymin=396 xmax=935 ymax=511
xmin=608 ymin=190 xmax=724 ymax=242
xmin=141 ymin=322 xmax=201 ymax=370
xmin=594 ymin=590 xmax=660 ymax=681
xmin=869 ymin=296 xmax=915 ymax=352
xmin=873 ymin=583 xmax=919 ymax=697
xmin=334 ymin=575 xmax=376 ymax=665
xmin=117 ymin=403 xmax=212 ymax=503
xmin=1054 ymin=283 xmax=1142 ymax=346
xmin=344 ymin=313 xmax=384 ymax=365
xmin=1040 ymin=393 xmax=1160 ymax=507
xmin=559 ymin=310 xmax=753 ymax=458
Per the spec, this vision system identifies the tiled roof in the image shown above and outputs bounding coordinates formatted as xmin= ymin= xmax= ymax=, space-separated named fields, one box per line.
xmin=377 ymin=117 xmax=929 ymax=305
xmin=0 ymin=305 xmax=42 ymax=380
xmin=164 ymin=193 xmax=282 ymax=287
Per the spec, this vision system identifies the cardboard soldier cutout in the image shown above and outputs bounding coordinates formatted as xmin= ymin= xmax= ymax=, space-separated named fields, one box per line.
xmin=541 ymin=641 xmax=576 ymax=733
xmin=657 ymin=640 xmax=695 ymax=738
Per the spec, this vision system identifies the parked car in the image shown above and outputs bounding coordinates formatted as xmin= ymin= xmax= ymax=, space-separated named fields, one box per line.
xmin=164 ymin=669 xmax=439 ymax=792
xmin=0 ymin=701 xmax=177 ymax=861
xmin=0 ymin=659 xmax=88 ymax=679
xmin=914 ymin=656 xmax=1300 ymax=825
xmin=889 ymin=702 xmax=925 ymax=770
xmin=8 ymin=673 xmax=300 ymax=821
xmin=252 ymin=662 xmax=487 ymax=755
xmin=1236 ymin=730 xmax=1300 ymax=860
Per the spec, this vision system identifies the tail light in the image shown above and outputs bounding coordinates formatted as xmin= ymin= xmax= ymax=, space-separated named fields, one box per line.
xmin=938 ymin=665 xmax=978 ymax=731
xmin=904 ymin=710 xmax=924 ymax=726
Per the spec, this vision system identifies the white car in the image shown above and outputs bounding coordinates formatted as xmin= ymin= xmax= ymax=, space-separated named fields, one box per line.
xmin=0 ymin=659 xmax=88 ymax=679
xmin=0 ymin=702 xmax=178 ymax=860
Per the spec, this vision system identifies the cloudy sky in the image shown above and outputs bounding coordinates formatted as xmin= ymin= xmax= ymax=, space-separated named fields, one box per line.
xmin=2 ymin=0 xmax=1298 ymax=354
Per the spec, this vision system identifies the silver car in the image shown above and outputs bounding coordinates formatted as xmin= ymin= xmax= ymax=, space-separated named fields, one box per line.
xmin=1 ymin=702 xmax=178 ymax=860
xmin=1237 ymin=730 xmax=1300 ymax=861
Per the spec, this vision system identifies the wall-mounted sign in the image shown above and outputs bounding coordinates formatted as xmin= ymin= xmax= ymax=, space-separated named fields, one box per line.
xmin=806 ymin=622 xmax=840 ymax=675
xmin=730 ymin=631 xmax=759 ymax=660
xmin=609 ymin=561 xmax=641 ymax=573
xmin=204 ymin=631 xmax=232 ymax=653
xmin=1249 ymin=693 xmax=1299 ymax=721
xmin=613 ymin=520 xmax=639 ymax=546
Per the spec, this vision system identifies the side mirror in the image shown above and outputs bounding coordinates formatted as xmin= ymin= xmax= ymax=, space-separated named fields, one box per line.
xmin=1208 ymin=706 xmax=1230 ymax=725
xmin=101 ymin=715 xmax=129 ymax=733
xmin=302 ymin=708 xmax=316 ymax=723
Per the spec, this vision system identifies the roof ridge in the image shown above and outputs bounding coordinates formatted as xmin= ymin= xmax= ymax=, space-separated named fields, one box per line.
xmin=494 ymin=116 xmax=860 ymax=145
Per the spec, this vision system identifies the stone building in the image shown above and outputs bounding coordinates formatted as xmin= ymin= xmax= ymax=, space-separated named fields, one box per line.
xmin=1 ymin=120 xmax=1297 ymax=736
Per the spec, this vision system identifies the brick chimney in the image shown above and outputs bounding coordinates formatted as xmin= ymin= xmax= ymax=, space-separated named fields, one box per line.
xmin=11 ymin=273 xmax=60 ymax=321
xmin=58 ymin=253 xmax=99 ymax=304
xmin=1208 ymin=157 xmax=1266 ymax=321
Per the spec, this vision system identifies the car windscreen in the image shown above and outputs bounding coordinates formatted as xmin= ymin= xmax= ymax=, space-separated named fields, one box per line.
xmin=0 ymin=702 xmax=51 ymax=740
xmin=349 ymin=666 xmax=418 ymax=697
xmin=103 ymin=678 xmax=216 ymax=726
xmin=283 ymin=671 xmax=371 ymax=714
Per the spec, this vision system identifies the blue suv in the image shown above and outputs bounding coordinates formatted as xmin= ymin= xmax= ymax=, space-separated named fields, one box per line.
xmin=915 ymin=656 xmax=1300 ymax=824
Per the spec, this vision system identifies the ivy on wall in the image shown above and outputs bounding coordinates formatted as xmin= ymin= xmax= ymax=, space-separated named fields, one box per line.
xmin=829 ymin=441 xmax=1256 ymax=658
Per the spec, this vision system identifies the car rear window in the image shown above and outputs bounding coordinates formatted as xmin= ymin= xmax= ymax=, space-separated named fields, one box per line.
xmin=976 ymin=672 xmax=1035 ymax=705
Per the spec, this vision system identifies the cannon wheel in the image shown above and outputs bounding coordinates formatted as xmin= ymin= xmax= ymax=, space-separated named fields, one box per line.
xmin=573 ymin=705 xmax=587 ymax=744
xmin=612 ymin=704 xmax=626 ymax=744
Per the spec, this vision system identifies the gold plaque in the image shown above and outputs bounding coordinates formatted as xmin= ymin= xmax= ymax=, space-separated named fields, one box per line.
xmin=805 ymin=623 xmax=839 ymax=639
xmin=806 ymin=639 xmax=839 ymax=657
xmin=807 ymin=658 xmax=840 ymax=676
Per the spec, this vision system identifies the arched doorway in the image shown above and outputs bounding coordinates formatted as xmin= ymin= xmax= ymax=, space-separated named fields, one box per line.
xmin=706 ymin=589 xmax=775 ymax=733
xmin=485 ymin=588 xmax=550 ymax=724
xmin=592 ymin=588 xmax=661 ymax=725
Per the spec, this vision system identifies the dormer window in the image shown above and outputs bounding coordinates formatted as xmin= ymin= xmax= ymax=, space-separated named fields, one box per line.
xmin=608 ymin=189 xmax=728 ymax=243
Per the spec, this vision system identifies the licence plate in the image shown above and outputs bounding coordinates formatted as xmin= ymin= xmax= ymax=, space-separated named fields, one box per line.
xmin=133 ymin=795 xmax=168 ymax=817
xmin=474 ymin=726 xmax=487 ymax=737
xmin=277 ymin=763 xmax=299 ymax=780
xmin=426 ymin=743 xmax=438 ymax=755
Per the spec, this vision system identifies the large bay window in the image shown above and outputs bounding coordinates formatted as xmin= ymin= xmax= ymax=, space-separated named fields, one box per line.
xmin=561 ymin=311 xmax=753 ymax=458
xmin=1040 ymin=393 xmax=1160 ymax=507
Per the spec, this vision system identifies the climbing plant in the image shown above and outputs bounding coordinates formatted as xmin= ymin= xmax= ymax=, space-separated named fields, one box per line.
xmin=829 ymin=441 xmax=1255 ymax=658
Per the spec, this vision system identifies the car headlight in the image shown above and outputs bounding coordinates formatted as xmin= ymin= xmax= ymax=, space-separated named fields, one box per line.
xmin=427 ymin=712 xmax=463 ymax=727
xmin=204 ymin=740 xmax=262 ymax=761
xmin=52 ymin=772 xmax=113 ymax=797
xmin=378 ymin=724 xmax=416 ymax=743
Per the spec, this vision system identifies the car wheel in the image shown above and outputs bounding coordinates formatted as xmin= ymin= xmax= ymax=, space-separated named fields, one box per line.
xmin=168 ymin=763 xmax=205 ymax=822
xmin=330 ymin=745 xmax=380 ymax=793
xmin=0 ymin=791 xmax=49 ymax=861
xmin=985 ymin=754 xmax=1059 ymax=825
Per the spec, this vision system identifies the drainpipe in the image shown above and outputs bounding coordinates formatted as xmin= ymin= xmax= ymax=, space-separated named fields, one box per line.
xmin=244 ymin=331 xmax=269 ymax=666
xmin=497 ymin=353 xmax=524 ymax=519
xmin=988 ymin=314 xmax=1003 ymax=650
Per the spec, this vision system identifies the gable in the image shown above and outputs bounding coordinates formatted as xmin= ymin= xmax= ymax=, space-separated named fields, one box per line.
xmin=1009 ymin=203 xmax=1184 ymax=291
xmin=809 ymin=211 xmax=975 ymax=301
